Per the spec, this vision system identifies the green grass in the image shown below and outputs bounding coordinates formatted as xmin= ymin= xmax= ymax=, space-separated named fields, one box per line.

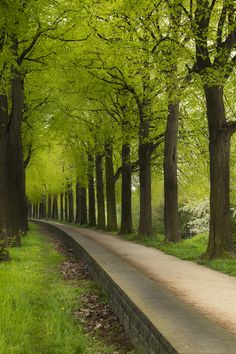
xmin=121 ymin=232 xmax=236 ymax=277
xmin=0 ymin=223 xmax=121 ymax=354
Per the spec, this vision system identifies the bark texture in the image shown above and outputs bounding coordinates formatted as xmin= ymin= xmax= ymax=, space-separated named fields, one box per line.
xmin=105 ymin=144 xmax=117 ymax=231
xmin=80 ymin=186 xmax=88 ymax=225
xmin=60 ymin=193 xmax=64 ymax=221
xmin=120 ymin=144 xmax=133 ymax=234
xmin=28 ymin=203 xmax=32 ymax=219
xmin=205 ymin=86 xmax=233 ymax=257
xmin=164 ymin=102 xmax=180 ymax=242
xmin=0 ymin=95 xmax=9 ymax=254
xmin=47 ymin=195 xmax=52 ymax=219
xmin=39 ymin=195 xmax=46 ymax=219
xmin=88 ymin=155 xmax=96 ymax=226
xmin=5 ymin=69 xmax=27 ymax=244
xmin=52 ymin=195 xmax=58 ymax=220
xmin=138 ymin=104 xmax=152 ymax=236
xmin=65 ymin=191 xmax=68 ymax=222
xmin=95 ymin=154 xmax=106 ymax=230
xmin=75 ymin=181 xmax=82 ymax=224
xmin=193 ymin=0 xmax=236 ymax=258
xmin=68 ymin=185 xmax=74 ymax=223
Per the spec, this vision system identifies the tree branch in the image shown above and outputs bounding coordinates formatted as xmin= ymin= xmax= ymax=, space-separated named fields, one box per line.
xmin=216 ymin=2 xmax=227 ymax=50
xmin=24 ymin=144 xmax=33 ymax=169
xmin=114 ymin=166 xmax=122 ymax=182
xmin=226 ymin=121 xmax=236 ymax=135
xmin=151 ymin=133 xmax=165 ymax=153
xmin=18 ymin=30 xmax=41 ymax=65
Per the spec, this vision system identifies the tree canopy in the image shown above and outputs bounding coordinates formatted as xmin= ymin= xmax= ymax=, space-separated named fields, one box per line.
xmin=0 ymin=0 xmax=236 ymax=259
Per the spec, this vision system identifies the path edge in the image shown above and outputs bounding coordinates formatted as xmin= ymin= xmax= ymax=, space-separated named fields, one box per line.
xmin=31 ymin=219 xmax=178 ymax=354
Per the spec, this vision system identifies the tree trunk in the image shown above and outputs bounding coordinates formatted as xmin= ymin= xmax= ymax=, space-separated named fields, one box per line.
xmin=0 ymin=96 xmax=8 ymax=230
xmin=39 ymin=201 xmax=43 ymax=219
xmin=52 ymin=195 xmax=58 ymax=220
xmin=28 ymin=203 xmax=32 ymax=219
xmin=36 ymin=203 xmax=39 ymax=219
xmin=138 ymin=107 xmax=152 ymax=236
xmin=0 ymin=95 xmax=10 ymax=255
xmin=88 ymin=154 xmax=96 ymax=226
xmin=80 ymin=186 xmax=88 ymax=225
xmin=39 ymin=197 xmax=46 ymax=219
xmin=32 ymin=204 xmax=36 ymax=218
xmin=95 ymin=154 xmax=105 ymax=230
xmin=120 ymin=143 xmax=133 ymax=234
xmin=204 ymin=85 xmax=233 ymax=257
xmin=14 ymin=71 xmax=27 ymax=236
xmin=60 ymin=193 xmax=64 ymax=221
xmin=47 ymin=195 xmax=52 ymax=219
xmin=68 ymin=185 xmax=74 ymax=223
xmin=105 ymin=144 xmax=117 ymax=231
xmin=65 ymin=192 xmax=68 ymax=222
xmin=41 ymin=195 xmax=46 ymax=219
xmin=0 ymin=52 xmax=27 ymax=248
xmin=5 ymin=69 xmax=27 ymax=245
xmin=75 ymin=181 xmax=82 ymax=224
xmin=164 ymin=102 xmax=180 ymax=242
xmin=81 ymin=187 xmax=88 ymax=225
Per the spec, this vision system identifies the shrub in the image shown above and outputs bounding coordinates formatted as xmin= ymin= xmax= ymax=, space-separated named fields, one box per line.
xmin=179 ymin=200 xmax=209 ymax=238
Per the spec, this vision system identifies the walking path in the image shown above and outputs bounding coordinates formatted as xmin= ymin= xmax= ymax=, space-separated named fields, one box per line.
xmin=36 ymin=221 xmax=236 ymax=353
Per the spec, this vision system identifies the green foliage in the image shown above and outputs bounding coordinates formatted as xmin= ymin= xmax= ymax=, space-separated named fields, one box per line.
xmin=4 ymin=0 xmax=235 ymax=249
xmin=26 ymin=143 xmax=67 ymax=201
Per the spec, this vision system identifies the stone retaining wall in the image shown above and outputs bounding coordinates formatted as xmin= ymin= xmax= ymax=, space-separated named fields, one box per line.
xmin=33 ymin=220 xmax=178 ymax=354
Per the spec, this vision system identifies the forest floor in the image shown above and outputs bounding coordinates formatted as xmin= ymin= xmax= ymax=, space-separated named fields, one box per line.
xmin=49 ymin=222 xmax=236 ymax=337
xmin=0 ymin=223 xmax=135 ymax=354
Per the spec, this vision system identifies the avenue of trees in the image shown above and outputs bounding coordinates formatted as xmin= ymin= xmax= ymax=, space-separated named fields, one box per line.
xmin=0 ymin=0 xmax=236 ymax=259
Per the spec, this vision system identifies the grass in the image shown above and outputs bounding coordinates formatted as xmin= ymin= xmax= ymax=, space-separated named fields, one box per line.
xmin=0 ymin=223 xmax=121 ymax=354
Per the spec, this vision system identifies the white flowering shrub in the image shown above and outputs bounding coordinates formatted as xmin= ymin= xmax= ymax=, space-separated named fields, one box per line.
xmin=179 ymin=200 xmax=209 ymax=237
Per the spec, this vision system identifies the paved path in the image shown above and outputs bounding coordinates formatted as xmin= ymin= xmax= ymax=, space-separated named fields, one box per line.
xmin=37 ymin=221 xmax=236 ymax=353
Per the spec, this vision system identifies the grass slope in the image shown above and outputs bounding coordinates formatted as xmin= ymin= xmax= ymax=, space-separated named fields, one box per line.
xmin=0 ymin=223 xmax=118 ymax=354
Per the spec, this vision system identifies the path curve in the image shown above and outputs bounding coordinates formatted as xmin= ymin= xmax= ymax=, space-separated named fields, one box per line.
xmin=54 ymin=222 xmax=236 ymax=335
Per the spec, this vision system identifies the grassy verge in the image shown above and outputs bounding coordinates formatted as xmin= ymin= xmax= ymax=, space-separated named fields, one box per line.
xmin=0 ymin=223 xmax=125 ymax=354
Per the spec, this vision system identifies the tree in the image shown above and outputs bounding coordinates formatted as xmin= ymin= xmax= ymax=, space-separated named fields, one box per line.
xmin=0 ymin=0 xmax=73 ymax=246
xmin=88 ymin=153 xmax=96 ymax=226
xmin=95 ymin=153 xmax=106 ymax=230
xmin=188 ymin=0 xmax=236 ymax=257
xmin=105 ymin=142 xmax=118 ymax=231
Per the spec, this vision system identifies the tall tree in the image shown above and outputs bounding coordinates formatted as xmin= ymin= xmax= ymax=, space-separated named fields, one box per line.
xmin=95 ymin=153 xmax=106 ymax=229
xmin=191 ymin=0 xmax=236 ymax=257
xmin=87 ymin=154 xmax=96 ymax=226
xmin=105 ymin=142 xmax=118 ymax=231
